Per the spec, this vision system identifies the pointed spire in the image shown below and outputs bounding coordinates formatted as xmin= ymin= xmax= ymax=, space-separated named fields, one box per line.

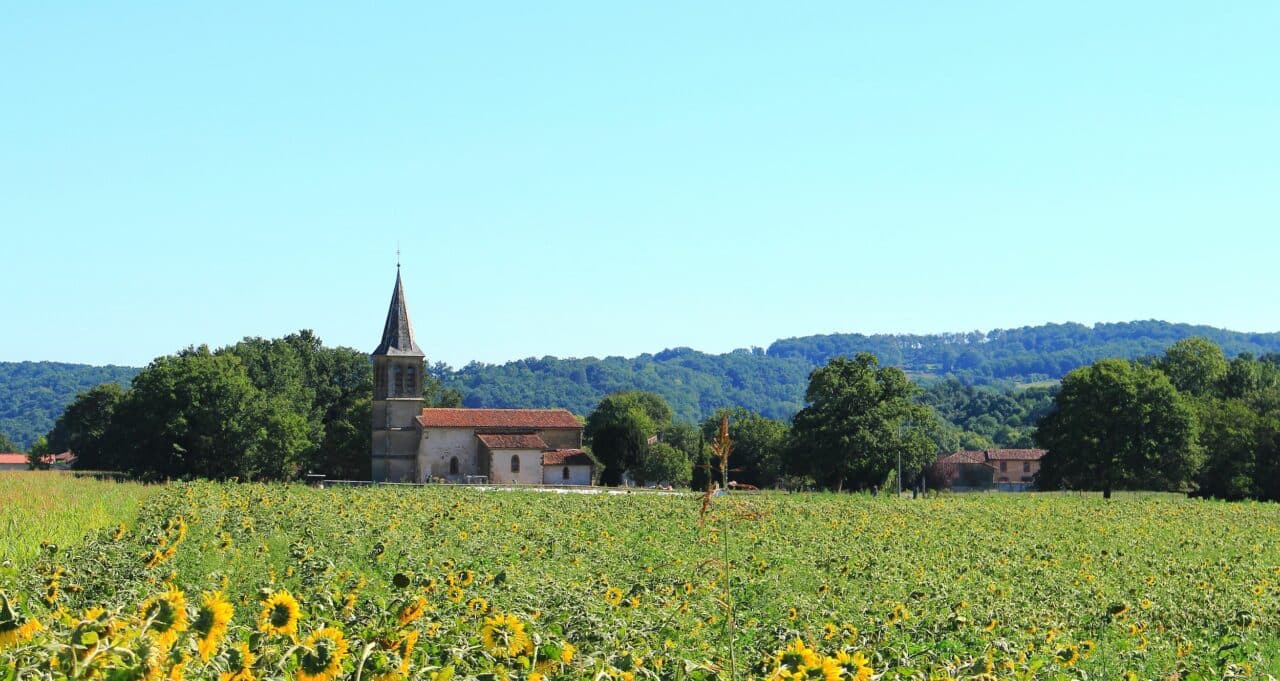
xmin=373 ymin=268 xmax=424 ymax=357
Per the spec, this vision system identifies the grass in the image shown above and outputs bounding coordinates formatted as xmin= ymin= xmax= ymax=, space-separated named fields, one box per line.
xmin=0 ymin=471 xmax=158 ymax=573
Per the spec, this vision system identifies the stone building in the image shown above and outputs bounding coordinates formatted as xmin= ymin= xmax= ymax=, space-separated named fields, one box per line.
xmin=370 ymin=268 xmax=593 ymax=484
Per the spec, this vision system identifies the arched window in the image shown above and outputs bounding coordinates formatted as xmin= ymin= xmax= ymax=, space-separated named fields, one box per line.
xmin=510 ymin=455 xmax=520 ymax=473
xmin=406 ymin=366 xmax=416 ymax=395
xmin=562 ymin=466 xmax=570 ymax=480
xmin=449 ymin=457 xmax=459 ymax=475
xmin=394 ymin=366 xmax=404 ymax=396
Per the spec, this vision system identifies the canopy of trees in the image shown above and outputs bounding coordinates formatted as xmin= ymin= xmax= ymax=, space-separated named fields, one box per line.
xmin=787 ymin=353 xmax=941 ymax=491
xmin=46 ymin=331 xmax=377 ymax=480
xmin=9 ymin=321 xmax=1280 ymax=452
xmin=1036 ymin=338 xmax=1280 ymax=501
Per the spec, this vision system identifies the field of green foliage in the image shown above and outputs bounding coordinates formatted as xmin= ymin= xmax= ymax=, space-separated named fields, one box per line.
xmin=2 ymin=475 xmax=1278 ymax=679
xmin=0 ymin=472 xmax=157 ymax=571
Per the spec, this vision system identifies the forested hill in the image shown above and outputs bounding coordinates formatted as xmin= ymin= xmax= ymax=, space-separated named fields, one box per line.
xmin=4 ymin=321 xmax=1280 ymax=449
xmin=0 ymin=362 xmax=139 ymax=450
xmin=446 ymin=321 xmax=1280 ymax=422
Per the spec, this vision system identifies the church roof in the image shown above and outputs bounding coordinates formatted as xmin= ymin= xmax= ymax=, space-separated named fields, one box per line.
xmin=372 ymin=268 xmax=424 ymax=357
xmin=542 ymin=449 xmax=594 ymax=466
xmin=417 ymin=408 xmax=581 ymax=429
xmin=477 ymin=433 xmax=548 ymax=450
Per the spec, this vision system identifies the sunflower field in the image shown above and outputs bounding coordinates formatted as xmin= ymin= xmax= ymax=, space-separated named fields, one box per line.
xmin=1 ymin=476 xmax=1279 ymax=680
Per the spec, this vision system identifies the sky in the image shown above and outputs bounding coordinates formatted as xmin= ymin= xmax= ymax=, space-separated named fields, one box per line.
xmin=3 ymin=2 xmax=1278 ymax=369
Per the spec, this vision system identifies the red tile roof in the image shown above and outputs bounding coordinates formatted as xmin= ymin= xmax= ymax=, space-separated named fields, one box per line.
xmin=984 ymin=449 xmax=1047 ymax=461
xmin=417 ymin=408 xmax=581 ymax=429
xmin=0 ymin=453 xmax=29 ymax=465
xmin=477 ymin=433 xmax=548 ymax=450
xmin=542 ymin=449 xmax=594 ymax=466
xmin=937 ymin=450 xmax=987 ymax=465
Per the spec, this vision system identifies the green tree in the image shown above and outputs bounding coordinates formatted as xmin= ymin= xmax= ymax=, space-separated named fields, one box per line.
xmin=635 ymin=441 xmax=692 ymax=486
xmin=1158 ymin=337 xmax=1228 ymax=398
xmin=1035 ymin=359 xmax=1202 ymax=498
xmin=786 ymin=353 xmax=941 ymax=491
xmin=106 ymin=347 xmax=312 ymax=481
xmin=585 ymin=391 xmax=669 ymax=486
xmin=0 ymin=431 xmax=17 ymax=453
xmin=700 ymin=407 xmax=787 ymax=488
xmin=46 ymin=383 xmax=125 ymax=471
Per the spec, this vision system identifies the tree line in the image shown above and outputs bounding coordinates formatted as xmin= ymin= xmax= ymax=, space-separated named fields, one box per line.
xmin=1036 ymin=338 xmax=1280 ymax=500
xmin=7 ymin=320 xmax=1280 ymax=452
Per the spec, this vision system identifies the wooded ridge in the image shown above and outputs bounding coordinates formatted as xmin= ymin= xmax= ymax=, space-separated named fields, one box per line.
xmin=3 ymin=320 xmax=1279 ymax=451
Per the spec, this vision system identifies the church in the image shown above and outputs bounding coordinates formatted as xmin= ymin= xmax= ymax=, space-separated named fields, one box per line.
xmin=370 ymin=268 xmax=595 ymax=484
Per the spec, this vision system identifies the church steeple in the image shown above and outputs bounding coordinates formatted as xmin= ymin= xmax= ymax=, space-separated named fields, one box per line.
xmin=373 ymin=266 xmax=424 ymax=357
xmin=371 ymin=264 xmax=426 ymax=483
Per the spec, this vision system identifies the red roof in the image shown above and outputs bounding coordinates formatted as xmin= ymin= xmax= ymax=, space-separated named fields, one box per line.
xmin=937 ymin=450 xmax=986 ymax=465
xmin=984 ymin=449 xmax=1046 ymax=461
xmin=417 ymin=408 xmax=581 ymax=429
xmin=542 ymin=449 xmax=594 ymax=466
xmin=0 ymin=453 xmax=29 ymax=465
xmin=477 ymin=433 xmax=548 ymax=450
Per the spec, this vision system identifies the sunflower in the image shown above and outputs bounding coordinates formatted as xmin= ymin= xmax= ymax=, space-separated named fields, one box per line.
xmin=297 ymin=627 xmax=349 ymax=681
xmin=559 ymin=641 xmax=576 ymax=664
xmin=480 ymin=613 xmax=530 ymax=658
xmin=456 ymin=569 xmax=476 ymax=587
xmin=446 ymin=586 xmax=464 ymax=603
xmin=140 ymin=588 xmax=189 ymax=648
xmin=259 ymin=590 xmax=300 ymax=637
xmin=768 ymin=639 xmax=819 ymax=678
xmin=604 ymin=587 xmax=624 ymax=607
xmin=832 ymin=650 xmax=874 ymax=681
xmin=466 ymin=597 xmax=489 ymax=616
xmin=219 ymin=642 xmax=256 ymax=681
xmin=0 ymin=592 xmax=42 ymax=649
xmin=186 ymin=591 xmax=232 ymax=661
xmin=397 ymin=597 xmax=428 ymax=627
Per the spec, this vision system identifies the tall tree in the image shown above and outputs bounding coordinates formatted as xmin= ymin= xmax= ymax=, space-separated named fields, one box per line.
xmin=46 ymin=383 xmax=125 ymax=470
xmin=786 ymin=353 xmax=940 ymax=491
xmin=1036 ymin=359 xmax=1201 ymax=498
xmin=700 ymin=407 xmax=787 ymax=488
xmin=0 ymin=431 xmax=17 ymax=453
xmin=1158 ymin=337 xmax=1228 ymax=398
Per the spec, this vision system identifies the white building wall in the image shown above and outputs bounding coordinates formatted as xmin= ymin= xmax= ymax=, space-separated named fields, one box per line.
xmin=420 ymin=428 xmax=481 ymax=481
xmin=489 ymin=449 xmax=544 ymax=484
xmin=542 ymin=465 xmax=592 ymax=485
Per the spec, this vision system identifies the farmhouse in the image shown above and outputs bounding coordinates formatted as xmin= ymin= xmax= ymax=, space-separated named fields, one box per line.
xmin=936 ymin=448 xmax=1046 ymax=490
xmin=0 ymin=451 xmax=76 ymax=470
xmin=369 ymin=267 xmax=594 ymax=484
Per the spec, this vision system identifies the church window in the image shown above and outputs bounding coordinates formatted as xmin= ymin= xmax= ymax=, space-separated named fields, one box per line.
xmin=449 ymin=457 xmax=459 ymax=475
xmin=394 ymin=366 xmax=404 ymax=396
xmin=562 ymin=466 xmax=570 ymax=481
xmin=407 ymin=366 xmax=417 ymax=395
xmin=510 ymin=455 xmax=520 ymax=473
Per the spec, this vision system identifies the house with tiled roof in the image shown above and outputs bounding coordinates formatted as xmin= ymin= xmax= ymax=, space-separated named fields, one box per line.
xmin=369 ymin=267 xmax=593 ymax=485
xmin=935 ymin=448 xmax=1046 ymax=490
xmin=0 ymin=451 xmax=76 ymax=471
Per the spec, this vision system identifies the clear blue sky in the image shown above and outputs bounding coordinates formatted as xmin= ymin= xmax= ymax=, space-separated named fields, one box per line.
xmin=3 ymin=3 xmax=1277 ymax=368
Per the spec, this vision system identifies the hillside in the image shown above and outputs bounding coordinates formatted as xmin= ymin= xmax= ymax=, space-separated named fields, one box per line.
xmin=445 ymin=321 xmax=1280 ymax=422
xmin=0 ymin=362 xmax=139 ymax=450
xmin=4 ymin=320 xmax=1280 ymax=449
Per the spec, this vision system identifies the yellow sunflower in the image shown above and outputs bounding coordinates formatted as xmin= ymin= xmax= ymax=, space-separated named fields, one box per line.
xmin=297 ymin=627 xmax=349 ymax=681
xmin=466 ymin=597 xmax=489 ymax=616
xmin=604 ymin=587 xmax=624 ymax=607
xmin=480 ymin=613 xmax=530 ymax=658
xmin=833 ymin=650 xmax=874 ymax=681
xmin=140 ymin=588 xmax=188 ymax=648
xmin=397 ymin=597 xmax=428 ymax=627
xmin=0 ymin=592 xmax=43 ymax=649
xmin=258 ymin=590 xmax=300 ymax=637
xmin=193 ymin=591 xmax=234 ymax=661
xmin=219 ymin=642 xmax=256 ymax=681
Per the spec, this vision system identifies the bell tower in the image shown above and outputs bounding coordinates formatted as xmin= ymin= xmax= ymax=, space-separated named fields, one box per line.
xmin=371 ymin=264 xmax=425 ymax=482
